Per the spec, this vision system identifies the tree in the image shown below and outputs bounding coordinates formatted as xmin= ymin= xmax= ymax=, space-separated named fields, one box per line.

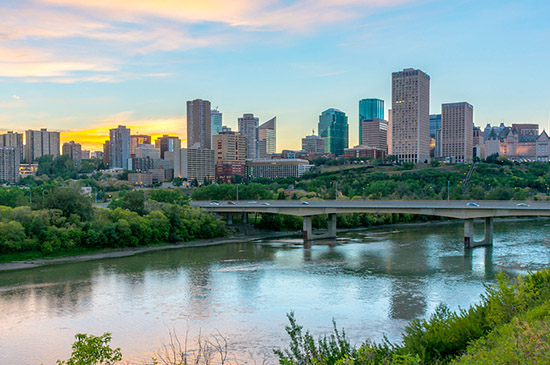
xmin=57 ymin=333 xmax=122 ymax=365
xmin=43 ymin=186 xmax=93 ymax=220
xmin=118 ymin=190 xmax=146 ymax=215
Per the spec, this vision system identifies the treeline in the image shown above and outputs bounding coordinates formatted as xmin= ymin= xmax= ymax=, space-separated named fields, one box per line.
xmin=0 ymin=186 xmax=225 ymax=259
xmin=276 ymin=269 xmax=550 ymax=364
xmin=191 ymin=162 xmax=550 ymax=202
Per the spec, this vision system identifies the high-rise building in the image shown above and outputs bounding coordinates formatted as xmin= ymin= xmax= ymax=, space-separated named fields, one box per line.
xmin=429 ymin=114 xmax=442 ymax=138
xmin=0 ymin=146 xmax=20 ymax=183
xmin=211 ymin=108 xmax=222 ymax=144
xmin=213 ymin=131 xmax=246 ymax=182
xmin=302 ymin=134 xmax=325 ymax=154
xmin=175 ymin=147 xmax=215 ymax=183
xmin=62 ymin=141 xmax=82 ymax=167
xmin=259 ymin=117 xmax=276 ymax=158
xmin=187 ymin=99 xmax=211 ymax=149
xmin=154 ymin=135 xmax=181 ymax=160
xmin=360 ymin=118 xmax=388 ymax=152
xmin=238 ymin=113 xmax=260 ymax=159
xmin=109 ymin=125 xmax=131 ymax=169
xmin=359 ymin=99 xmax=384 ymax=144
xmin=441 ymin=102 xmax=474 ymax=163
xmin=429 ymin=114 xmax=442 ymax=158
xmin=391 ymin=68 xmax=430 ymax=163
xmin=25 ymin=128 xmax=60 ymax=162
xmin=318 ymin=108 xmax=348 ymax=156
xmin=103 ymin=141 xmax=110 ymax=166
xmin=81 ymin=150 xmax=90 ymax=160
xmin=130 ymin=135 xmax=151 ymax=157
xmin=0 ymin=131 xmax=24 ymax=162
xmin=387 ymin=109 xmax=392 ymax=155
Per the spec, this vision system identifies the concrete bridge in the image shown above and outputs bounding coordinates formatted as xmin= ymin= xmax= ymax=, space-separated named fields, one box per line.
xmin=190 ymin=200 xmax=550 ymax=248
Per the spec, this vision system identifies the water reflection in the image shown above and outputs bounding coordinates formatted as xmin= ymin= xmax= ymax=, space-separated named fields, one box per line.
xmin=0 ymin=219 xmax=549 ymax=364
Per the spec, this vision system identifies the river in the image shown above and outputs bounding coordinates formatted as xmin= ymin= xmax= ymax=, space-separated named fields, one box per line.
xmin=1 ymin=219 xmax=550 ymax=364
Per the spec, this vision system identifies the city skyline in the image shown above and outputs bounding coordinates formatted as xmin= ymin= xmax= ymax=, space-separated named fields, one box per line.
xmin=1 ymin=0 xmax=549 ymax=152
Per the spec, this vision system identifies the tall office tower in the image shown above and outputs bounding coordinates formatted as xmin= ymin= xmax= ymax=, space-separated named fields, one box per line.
xmin=318 ymin=108 xmax=349 ymax=156
xmin=259 ymin=117 xmax=276 ymax=158
xmin=238 ymin=113 xmax=260 ymax=159
xmin=213 ymin=131 xmax=247 ymax=181
xmin=109 ymin=125 xmax=131 ymax=169
xmin=62 ymin=141 xmax=82 ymax=167
xmin=359 ymin=99 xmax=384 ymax=144
xmin=0 ymin=131 xmax=24 ymax=163
xmin=211 ymin=108 xmax=223 ymax=143
xmin=360 ymin=119 xmax=388 ymax=152
xmin=0 ymin=146 xmax=20 ymax=183
xmin=154 ymin=135 xmax=181 ymax=159
xmin=25 ymin=128 xmax=60 ymax=162
xmin=302 ymin=133 xmax=325 ymax=154
xmin=391 ymin=68 xmax=430 ymax=163
xmin=441 ymin=102 xmax=474 ymax=163
xmin=187 ymin=99 xmax=211 ymax=149
xmin=130 ymin=135 xmax=151 ymax=157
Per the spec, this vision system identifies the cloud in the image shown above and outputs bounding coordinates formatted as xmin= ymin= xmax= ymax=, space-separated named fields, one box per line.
xmin=12 ymin=95 xmax=21 ymax=100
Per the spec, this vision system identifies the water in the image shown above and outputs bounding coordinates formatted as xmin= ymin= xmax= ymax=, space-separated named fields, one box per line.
xmin=1 ymin=219 xmax=550 ymax=364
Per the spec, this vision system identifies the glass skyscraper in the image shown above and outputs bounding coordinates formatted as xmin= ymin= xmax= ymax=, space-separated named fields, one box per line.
xmin=359 ymin=99 xmax=384 ymax=144
xmin=429 ymin=114 xmax=441 ymax=138
xmin=318 ymin=108 xmax=348 ymax=156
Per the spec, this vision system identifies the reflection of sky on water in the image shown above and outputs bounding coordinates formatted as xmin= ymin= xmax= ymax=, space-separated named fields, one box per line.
xmin=1 ymin=219 xmax=549 ymax=364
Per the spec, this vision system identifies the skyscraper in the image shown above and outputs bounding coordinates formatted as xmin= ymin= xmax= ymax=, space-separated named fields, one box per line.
xmin=211 ymin=108 xmax=222 ymax=144
xmin=0 ymin=131 xmax=24 ymax=163
xmin=318 ymin=108 xmax=349 ymax=156
xmin=441 ymin=102 xmax=474 ymax=163
xmin=109 ymin=125 xmax=131 ymax=169
xmin=0 ymin=146 xmax=20 ymax=184
xmin=154 ymin=135 xmax=181 ymax=159
xmin=391 ymin=68 xmax=430 ymax=163
xmin=213 ymin=131 xmax=246 ymax=182
xmin=25 ymin=128 xmax=60 ymax=162
xmin=259 ymin=117 xmax=276 ymax=158
xmin=187 ymin=99 xmax=211 ymax=149
xmin=360 ymin=119 xmax=388 ymax=152
xmin=359 ymin=99 xmax=384 ymax=144
xmin=238 ymin=113 xmax=259 ymax=159
xmin=62 ymin=141 xmax=82 ymax=167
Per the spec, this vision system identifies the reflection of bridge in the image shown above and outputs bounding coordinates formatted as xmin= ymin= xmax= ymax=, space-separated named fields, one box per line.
xmin=191 ymin=200 xmax=550 ymax=248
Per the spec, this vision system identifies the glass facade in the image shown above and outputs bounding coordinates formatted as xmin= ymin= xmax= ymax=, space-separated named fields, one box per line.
xmin=359 ymin=99 xmax=384 ymax=143
xmin=429 ymin=114 xmax=441 ymax=139
xmin=318 ymin=108 xmax=349 ymax=156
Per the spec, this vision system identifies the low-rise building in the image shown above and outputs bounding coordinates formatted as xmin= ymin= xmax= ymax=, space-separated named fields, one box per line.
xmin=343 ymin=145 xmax=387 ymax=159
xmin=245 ymin=159 xmax=312 ymax=179
xmin=128 ymin=172 xmax=153 ymax=186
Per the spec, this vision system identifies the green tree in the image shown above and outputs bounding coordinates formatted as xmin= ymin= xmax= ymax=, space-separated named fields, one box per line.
xmin=57 ymin=333 xmax=122 ymax=365
xmin=43 ymin=186 xmax=93 ymax=220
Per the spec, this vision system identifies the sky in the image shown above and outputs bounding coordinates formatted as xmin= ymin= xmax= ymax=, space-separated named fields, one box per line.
xmin=1 ymin=0 xmax=550 ymax=152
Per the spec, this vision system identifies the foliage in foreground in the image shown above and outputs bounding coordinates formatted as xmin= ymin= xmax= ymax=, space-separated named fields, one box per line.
xmin=57 ymin=333 xmax=122 ymax=365
xmin=275 ymin=269 xmax=550 ymax=364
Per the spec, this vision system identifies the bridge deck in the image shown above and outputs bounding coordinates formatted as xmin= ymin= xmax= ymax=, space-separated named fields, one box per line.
xmin=190 ymin=200 xmax=550 ymax=219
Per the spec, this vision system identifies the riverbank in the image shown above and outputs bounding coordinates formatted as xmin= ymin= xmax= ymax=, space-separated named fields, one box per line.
xmin=1 ymin=216 xmax=547 ymax=272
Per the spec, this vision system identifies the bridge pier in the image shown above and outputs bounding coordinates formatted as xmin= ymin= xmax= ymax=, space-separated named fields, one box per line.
xmin=464 ymin=217 xmax=493 ymax=249
xmin=303 ymin=214 xmax=337 ymax=241
xmin=226 ymin=214 xmax=233 ymax=225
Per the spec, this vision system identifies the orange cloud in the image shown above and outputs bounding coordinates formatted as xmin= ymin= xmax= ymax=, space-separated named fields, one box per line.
xmin=60 ymin=117 xmax=186 ymax=151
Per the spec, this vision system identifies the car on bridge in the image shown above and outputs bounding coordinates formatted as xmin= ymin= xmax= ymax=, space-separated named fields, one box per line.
xmin=466 ymin=202 xmax=479 ymax=207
